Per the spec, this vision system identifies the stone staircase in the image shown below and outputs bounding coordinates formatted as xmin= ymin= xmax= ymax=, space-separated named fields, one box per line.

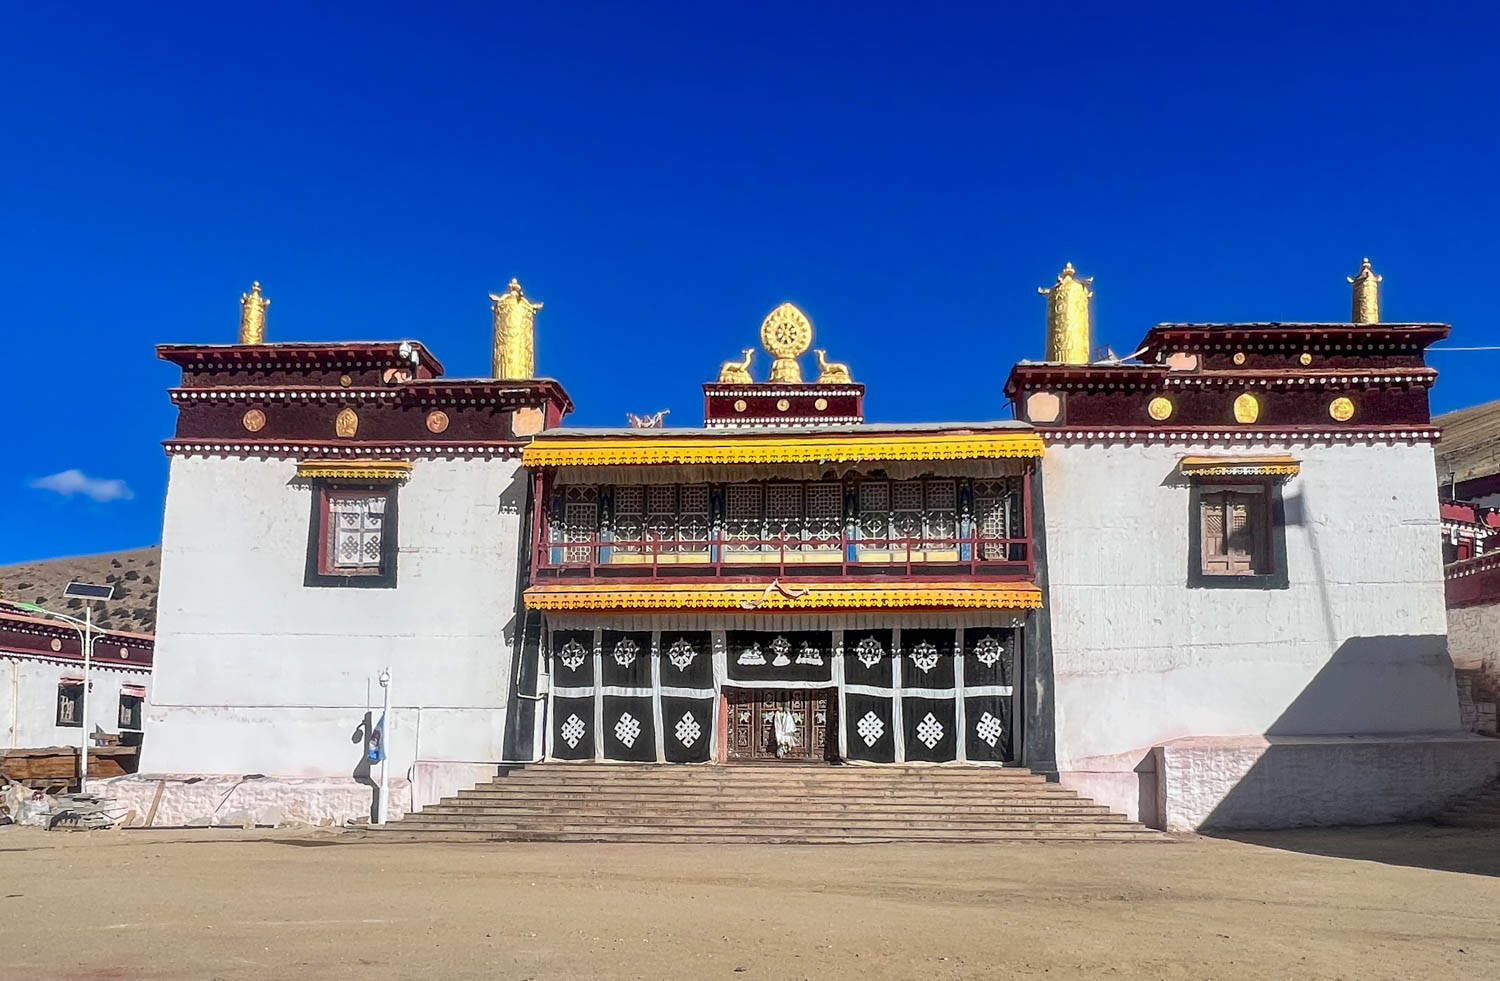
xmin=374 ymin=763 xmax=1162 ymax=843
xmin=1436 ymin=778 xmax=1500 ymax=829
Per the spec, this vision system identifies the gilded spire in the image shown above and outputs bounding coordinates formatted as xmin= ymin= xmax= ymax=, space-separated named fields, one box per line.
xmin=1039 ymin=262 xmax=1093 ymax=364
xmin=1347 ymin=257 xmax=1382 ymax=324
xmin=238 ymin=281 xmax=269 ymax=345
xmin=489 ymin=277 xmax=543 ymax=379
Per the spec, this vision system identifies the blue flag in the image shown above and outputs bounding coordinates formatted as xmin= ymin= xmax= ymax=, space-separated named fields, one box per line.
xmin=368 ymin=713 xmax=385 ymax=763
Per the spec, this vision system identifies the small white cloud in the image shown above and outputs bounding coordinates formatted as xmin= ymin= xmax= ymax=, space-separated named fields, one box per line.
xmin=29 ymin=470 xmax=134 ymax=503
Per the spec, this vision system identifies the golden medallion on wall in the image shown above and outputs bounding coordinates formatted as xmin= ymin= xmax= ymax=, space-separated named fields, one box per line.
xmin=1299 ymin=352 xmax=1313 ymax=366
xmin=776 ymin=398 xmax=790 ymax=411
xmin=242 ymin=408 xmax=266 ymax=433
xmin=1232 ymin=352 xmax=1247 ymax=366
xmin=814 ymin=397 xmax=828 ymax=411
xmin=733 ymin=399 xmax=747 ymax=412
xmin=335 ymin=407 xmax=359 ymax=438
xmin=1329 ymin=396 xmax=1355 ymax=422
xmin=1147 ymin=396 xmax=1173 ymax=421
xmin=426 ymin=410 xmax=450 ymax=433
xmin=1233 ymin=392 xmax=1261 ymax=424
xmin=339 ymin=374 xmax=353 ymax=388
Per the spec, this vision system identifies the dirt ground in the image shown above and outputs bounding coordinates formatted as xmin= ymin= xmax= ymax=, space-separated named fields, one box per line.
xmin=2 ymin=824 xmax=1498 ymax=980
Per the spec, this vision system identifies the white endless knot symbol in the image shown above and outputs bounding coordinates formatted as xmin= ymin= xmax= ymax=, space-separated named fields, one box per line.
xmin=857 ymin=710 xmax=885 ymax=748
xmin=916 ymin=712 xmax=945 ymax=749
xmin=976 ymin=711 xmax=1004 ymax=748
xmin=910 ymin=641 xmax=940 ymax=673
xmin=558 ymin=640 xmax=587 ymax=672
xmin=612 ymin=638 xmax=640 ymax=667
xmin=855 ymin=636 xmax=884 ymax=668
xmin=614 ymin=712 xmax=642 ymax=748
xmin=667 ymin=639 xmax=697 ymax=671
xmin=770 ymin=635 xmax=792 ymax=666
xmin=560 ymin=714 xmax=586 ymax=749
xmin=675 ymin=711 xmax=701 ymax=748
xmin=973 ymin=635 xmax=1004 ymax=668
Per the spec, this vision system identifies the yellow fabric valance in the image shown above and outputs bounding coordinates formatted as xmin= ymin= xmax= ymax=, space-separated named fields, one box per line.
xmin=294 ymin=459 xmax=413 ymax=481
xmin=524 ymin=580 xmax=1043 ymax=613
xmin=1178 ymin=455 xmax=1300 ymax=478
xmin=523 ymin=431 xmax=1045 ymax=468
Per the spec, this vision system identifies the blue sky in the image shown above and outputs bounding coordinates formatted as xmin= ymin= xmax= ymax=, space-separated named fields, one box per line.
xmin=3 ymin=1 xmax=1497 ymax=563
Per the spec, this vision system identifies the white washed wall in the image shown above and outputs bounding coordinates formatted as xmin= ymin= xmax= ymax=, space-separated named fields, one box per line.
xmin=1040 ymin=441 xmax=1475 ymax=823
xmin=141 ymin=455 xmax=528 ymax=782
xmin=1 ymin=657 xmax=148 ymax=749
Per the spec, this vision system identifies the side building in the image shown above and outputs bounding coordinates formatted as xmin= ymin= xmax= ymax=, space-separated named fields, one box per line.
xmin=107 ymin=281 xmax=570 ymax=825
xmin=1004 ymin=260 xmax=1500 ymax=829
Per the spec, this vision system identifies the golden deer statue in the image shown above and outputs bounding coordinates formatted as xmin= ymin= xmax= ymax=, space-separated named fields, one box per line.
xmin=718 ymin=348 xmax=755 ymax=383
xmin=815 ymin=349 xmax=852 ymax=384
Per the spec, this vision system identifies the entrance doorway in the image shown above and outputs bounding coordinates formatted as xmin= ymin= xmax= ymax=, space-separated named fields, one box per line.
xmin=724 ymin=688 xmax=836 ymax=763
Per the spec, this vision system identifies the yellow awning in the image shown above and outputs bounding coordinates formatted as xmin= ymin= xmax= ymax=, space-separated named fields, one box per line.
xmin=524 ymin=580 xmax=1043 ymax=612
xmin=1178 ymin=455 xmax=1300 ymax=478
xmin=523 ymin=431 xmax=1045 ymax=468
xmin=294 ymin=459 xmax=413 ymax=480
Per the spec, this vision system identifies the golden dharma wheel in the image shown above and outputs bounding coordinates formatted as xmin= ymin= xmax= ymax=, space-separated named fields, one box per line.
xmin=1329 ymin=396 xmax=1355 ymax=422
xmin=760 ymin=302 xmax=813 ymax=359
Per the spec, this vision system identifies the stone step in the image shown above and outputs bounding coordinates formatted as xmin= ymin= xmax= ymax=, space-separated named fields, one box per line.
xmin=430 ymin=800 xmax=1113 ymax=817
xmin=383 ymin=763 xmax=1157 ymax=843
xmin=405 ymin=810 xmax=1129 ymax=828
xmin=446 ymin=788 xmax=1080 ymax=805
xmin=370 ymin=827 xmax=1161 ymax=843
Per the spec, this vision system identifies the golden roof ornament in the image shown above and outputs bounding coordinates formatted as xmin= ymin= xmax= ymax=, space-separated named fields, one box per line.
xmin=490 ymin=277 xmax=542 ymax=379
xmin=1039 ymin=263 xmax=1093 ymax=364
xmin=1347 ymin=257 xmax=1382 ymax=324
xmin=717 ymin=348 xmax=755 ymax=383
xmin=815 ymin=349 xmax=852 ymax=383
xmin=760 ymin=302 xmax=814 ymax=383
xmin=238 ymin=281 xmax=269 ymax=345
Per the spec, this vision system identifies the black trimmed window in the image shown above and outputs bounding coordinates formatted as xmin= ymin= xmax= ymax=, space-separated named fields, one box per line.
xmin=1188 ymin=481 xmax=1288 ymax=589
xmin=57 ymin=682 xmax=83 ymax=727
xmin=119 ymin=692 xmax=144 ymax=730
xmin=305 ymin=483 xmax=400 ymax=588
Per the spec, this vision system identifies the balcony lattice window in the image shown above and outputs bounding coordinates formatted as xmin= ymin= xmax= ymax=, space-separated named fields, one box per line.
xmin=725 ymin=485 xmax=763 ymax=554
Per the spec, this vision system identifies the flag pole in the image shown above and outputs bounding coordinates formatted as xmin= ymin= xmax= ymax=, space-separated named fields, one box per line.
xmin=377 ymin=667 xmax=391 ymax=825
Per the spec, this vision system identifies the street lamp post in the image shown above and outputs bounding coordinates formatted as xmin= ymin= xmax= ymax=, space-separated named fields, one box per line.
xmin=13 ymin=581 xmax=114 ymax=793
xmin=377 ymin=667 xmax=391 ymax=825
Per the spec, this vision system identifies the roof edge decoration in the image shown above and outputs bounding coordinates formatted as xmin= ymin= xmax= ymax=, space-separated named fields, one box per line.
xmin=523 ymin=426 xmax=1044 ymax=468
xmin=157 ymin=341 xmax=446 ymax=376
xmin=295 ymin=459 xmax=414 ymax=481
xmin=1179 ymin=454 xmax=1301 ymax=478
xmin=523 ymin=581 xmax=1044 ymax=612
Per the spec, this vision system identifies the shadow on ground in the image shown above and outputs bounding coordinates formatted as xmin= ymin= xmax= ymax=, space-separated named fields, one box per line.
xmin=1209 ymin=822 xmax=1500 ymax=877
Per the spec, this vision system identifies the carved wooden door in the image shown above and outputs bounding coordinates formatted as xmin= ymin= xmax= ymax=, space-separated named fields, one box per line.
xmin=726 ymin=688 xmax=834 ymax=762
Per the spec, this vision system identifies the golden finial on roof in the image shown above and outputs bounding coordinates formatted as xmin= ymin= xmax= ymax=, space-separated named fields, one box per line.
xmin=815 ymin=349 xmax=852 ymax=383
xmin=760 ymin=302 xmax=813 ymax=384
xmin=489 ymin=277 xmax=543 ymax=379
xmin=238 ymin=281 xmax=269 ymax=345
xmin=1039 ymin=262 xmax=1093 ymax=364
xmin=1347 ymin=257 xmax=1382 ymax=324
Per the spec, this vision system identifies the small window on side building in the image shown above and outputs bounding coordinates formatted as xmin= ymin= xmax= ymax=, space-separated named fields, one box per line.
xmin=1199 ymin=487 xmax=1269 ymax=577
xmin=57 ymin=682 xmax=83 ymax=727
xmin=119 ymin=693 xmax=143 ymax=730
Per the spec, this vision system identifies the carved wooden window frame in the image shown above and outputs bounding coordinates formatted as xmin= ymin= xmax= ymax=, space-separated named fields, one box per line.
xmin=305 ymin=482 xmax=400 ymax=588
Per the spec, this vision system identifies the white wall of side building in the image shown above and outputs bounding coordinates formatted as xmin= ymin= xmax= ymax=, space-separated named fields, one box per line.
xmin=2 ymin=656 xmax=147 ymax=749
xmin=1040 ymin=440 xmax=1500 ymax=829
xmin=132 ymin=454 xmax=528 ymax=821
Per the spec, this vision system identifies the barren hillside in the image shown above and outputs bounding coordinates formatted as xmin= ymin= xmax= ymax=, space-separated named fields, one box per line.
xmin=0 ymin=545 xmax=160 ymax=634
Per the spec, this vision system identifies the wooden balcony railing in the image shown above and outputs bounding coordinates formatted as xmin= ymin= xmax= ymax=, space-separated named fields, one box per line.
xmin=533 ymin=533 xmax=1034 ymax=581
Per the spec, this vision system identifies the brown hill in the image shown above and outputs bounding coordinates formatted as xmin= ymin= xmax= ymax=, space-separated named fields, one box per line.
xmin=0 ymin=546 xmax=160 ymax=635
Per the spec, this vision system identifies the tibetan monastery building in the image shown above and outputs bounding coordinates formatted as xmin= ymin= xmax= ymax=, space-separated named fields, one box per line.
xmin=110 ymin=263 xmax=1500 ymax=831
